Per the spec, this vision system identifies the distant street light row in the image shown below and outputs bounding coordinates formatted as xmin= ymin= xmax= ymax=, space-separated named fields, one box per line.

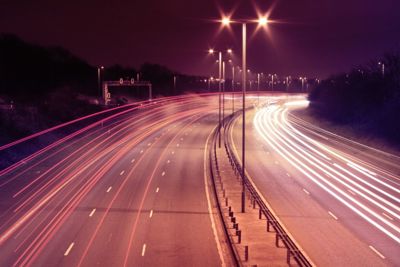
xmin=206 ymin=72 xmax=311 ymax=92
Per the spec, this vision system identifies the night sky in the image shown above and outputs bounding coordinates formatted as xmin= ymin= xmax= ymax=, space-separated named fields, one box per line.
xmin=1 ymin=0 xmax=399 ymax=78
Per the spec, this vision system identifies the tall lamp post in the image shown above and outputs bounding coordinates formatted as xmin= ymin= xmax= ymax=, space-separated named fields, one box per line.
xmin=230 ymin=62 xmax=235 ymax=114
xmin=97 ymin=66 xmax=104 ymax=100
xmin=257 ymin=73 xmax=260 ymax=105
xmin=221 ymin=15 xmax=269 ymax=213
xmin=286 ymin=76 xmax=290 ymax=91
xmin=222 ymin=60 xmax=225 ymax=128
xmin=300 ymin=77 xmax=307 ymax=92
xmin=209 ymin=48 xmax=231 ymax=147
xmin=271 ymin=73 xmax=276 ymax=91
xmin=378 ymin=61 xmax=385 ymax=77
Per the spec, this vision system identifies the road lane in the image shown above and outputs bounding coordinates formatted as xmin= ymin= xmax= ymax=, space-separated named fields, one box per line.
xmin=230 ymin=96 xmax=399 ymax=266
xmin=0 ymin=95 xmax=225 ymax=266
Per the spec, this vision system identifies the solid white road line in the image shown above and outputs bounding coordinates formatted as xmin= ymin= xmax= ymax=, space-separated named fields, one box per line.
xmin=89 ymin=209 xmax=96 ymax=217
xmin=64 ymin=242 xmax=75 ymax=256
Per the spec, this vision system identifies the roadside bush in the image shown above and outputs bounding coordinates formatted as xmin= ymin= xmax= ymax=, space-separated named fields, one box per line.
xmin=308 ymin=52 xmax=400 ymax=143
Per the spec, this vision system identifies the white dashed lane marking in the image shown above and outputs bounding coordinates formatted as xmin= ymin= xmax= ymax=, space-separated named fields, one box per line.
xmin=89 ymin=209 xmax=96 ymax=217
xmin=369 ymin=245 xmax=385 ymax=259
xmin=141 ymin=244 xmax=147 ymax=256
xmin=382 ymin=212 xmax=394 ymax=221
xmin=348 ymin=189 xmax=356 ymax=196
xmin=328 ymin=211 xmax=338 ymax=220
xmin=64 ymin=242 xmax=75 ymax=256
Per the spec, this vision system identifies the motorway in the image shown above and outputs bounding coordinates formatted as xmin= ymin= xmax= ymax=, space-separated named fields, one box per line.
xmin=0 ymin=95 xmax=227 ymax=267
xmin=1 ymin=93 xmax=399 ymax=266
xmin=229 ymin=96 xmax=400 ymax=266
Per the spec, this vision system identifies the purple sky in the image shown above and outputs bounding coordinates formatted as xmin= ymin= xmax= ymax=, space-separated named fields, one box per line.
xmin=1 ymin=0 xmax=399 ymax=78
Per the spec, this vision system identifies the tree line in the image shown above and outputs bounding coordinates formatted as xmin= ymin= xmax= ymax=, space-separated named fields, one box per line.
xmin=0 ymin=33 xmax=206 ymax=144
xmin=308 ymin=52 xmax=400 ymax=144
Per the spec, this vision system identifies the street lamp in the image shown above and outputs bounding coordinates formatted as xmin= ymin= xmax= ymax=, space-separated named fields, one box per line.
xmin=173 ymin=75 xmax=177 ymax=92
xmin=97 ymin=66 xmax=104 ymax=100
xmin=247 ymin=69 xmax=252 ymax=91
xmin=271 ymin=73 xmax=277 ymax=91
xmin=286 ymin=76 xmax=290 ymax=91
xmin=222 ymin=17 xmax=231 ymax=26
xmin=378 ymin=61 xmax=385 ymax=77
xmin=229 ymin=62 xmax=235 ymax=114
xmin=258 ymin=17 xmax=268 ymax=27
xmin=222 ymin=60 xmax=225 ymax=128
xmin=300 ymin=76 xmax=307 ymax=92
xmin=221 ymin=15 xmax=269 ymax=213
xmin=257 ymin=73 xmax=260 ymax=105
xmin=209 ymin=48 xmax=232 ymax=147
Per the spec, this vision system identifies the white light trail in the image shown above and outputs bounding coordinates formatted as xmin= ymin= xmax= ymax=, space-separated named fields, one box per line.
xmin=253 ymin=104 xmax=400 ymax=244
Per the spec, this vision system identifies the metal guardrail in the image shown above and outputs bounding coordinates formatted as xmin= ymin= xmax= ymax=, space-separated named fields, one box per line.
xmin=222 ymin=111 xmax=313 ymax=267
xmin=208 ymin=124 xmax=241 ymax=267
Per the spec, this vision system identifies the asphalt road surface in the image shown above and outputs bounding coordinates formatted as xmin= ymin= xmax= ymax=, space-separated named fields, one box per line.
xmin=230 ymin=96 xmax=400 ymax=266
xmin=2 ymin=93 xmax=399 ymax=266
xmin=0 ymin=94 xmax=226 ymax=267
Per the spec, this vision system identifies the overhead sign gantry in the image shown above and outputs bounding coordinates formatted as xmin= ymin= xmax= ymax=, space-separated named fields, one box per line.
xmin=102 ymin=78 xmax=152 ymax=105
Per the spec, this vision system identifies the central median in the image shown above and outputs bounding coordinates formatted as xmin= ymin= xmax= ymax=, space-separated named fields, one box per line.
xmin=208 ymin=109 xmax=313 ymax=267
